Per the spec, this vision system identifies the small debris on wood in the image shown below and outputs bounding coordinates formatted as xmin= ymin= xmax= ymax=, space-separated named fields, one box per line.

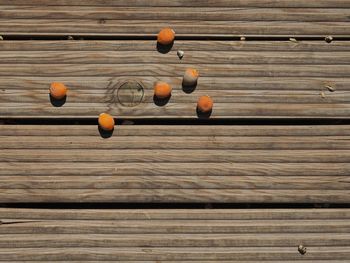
xmin=325 ymin=36 xmax=333 ymax=43
xmin=325 ymin=85 xmax=335 ymax=92
xmin=320 ymin=91 xmax=326 ymax=98
xmin=289 ymin=38 xmax=298 ymax=43
xmin=177 ymin=50 xmax=184 ymax=59
xmin=240 ymin=36 xmax=246 ymax=41
xmin=67 ymin=36 xmax=74 ymax=40
xmin=298 ymin=245 xmax=307 ymax=255
xmin=0 ymin=36 xmax=3 ymax=41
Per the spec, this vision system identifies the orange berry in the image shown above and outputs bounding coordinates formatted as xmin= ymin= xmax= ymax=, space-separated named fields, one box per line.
xmin=157 ymin=28 xmax=175 ymax=45
xmin=183 ymin=68 xmax=199 ymax=86
xmin=98 ymin=113 xmax=115 ymax=131
xmin=50 ymin=82 xmax=67 ymax=99
xmin=197 ymin=95 xmax=213 ymax=113
xmin=154 ymin=81 xmax=172 ymax=99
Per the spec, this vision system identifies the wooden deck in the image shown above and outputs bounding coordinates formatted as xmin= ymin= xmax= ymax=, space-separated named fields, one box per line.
xmin=0 ymin=208 xmax=349 ymax=261
xmin=1 ymin=1 xmax=350 ymax=37
xmin=1 ymin=40 xmax=350 ymax=118
xmin=0 ymin=125 xmax=350 ymax=203
xmin=0 ymin=0 xmax=350 ymax=261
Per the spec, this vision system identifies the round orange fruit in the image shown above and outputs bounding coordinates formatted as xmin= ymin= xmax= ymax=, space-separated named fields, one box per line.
xmin=197 ymin=95 xmax=213 ymax=112
xmin=154 ymin=81 xmax=172 ymax=99
xmin=50 ymin=82 xmax=67 ymax=99
xmin=183 ymin=68 xmax=199 ymax=86
xmin=98 ymin=113 xmax=115 ymax=131
xmin=157 ymin=28 xmax=175 ymax=45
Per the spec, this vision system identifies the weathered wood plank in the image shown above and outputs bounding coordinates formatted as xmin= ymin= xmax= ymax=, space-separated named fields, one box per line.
xmin=0 ymin=125 xmax=349 ymax=203
xmin=0 ymin=233 xmax=349 ymax=247
xmin=0 ymin=76 xmax=346 ymax=91
xmin=1 ymin=0 xmax=350 ymax=8
xmin=0 ymin=208 xmax=348 ymax=261
xmin=1 ymin=40 xmax=349 ymax=52
xmin=1 ymin=19 xmax=349 ymax=37
xmin=3 ymin=89 xmax=350 ymax=104
xmin=1 ymin=64 xmax=349 ymax=77
xmin=0 ymin=40 xmax=349 ymax=119
xmin=1 ymin=103 xmax=349 ymax=118
xmin=3 ymin=51 xmax=350 ymax=64
xmin=0 ymin=2 xmax=350 ymax=36
xmin=1 ymin=125 xmax=350 ymax=136
xmin=0 ymin=189 xmax=348 ymax=203
xmin=2 ymin=149 xmax=350 ymax=163
xmin=1 ymin=247 xmax=349 ymax=261
xmin=1 ymin=6 xmax=350 ymax=22
xmin=0 ymin=262 xmax=348 ymax=263
xmin=0 ymin=175 xmax=348 ymax=190
xmin=1 ymin=219 xmax=350 ymax=234
xmin=2 ymin=136 xmax=350 ymax=149
xmin=1 ymin=208 xmax=349 ymax=220
xmin=1 ymin=162 xmax=349 ymax=176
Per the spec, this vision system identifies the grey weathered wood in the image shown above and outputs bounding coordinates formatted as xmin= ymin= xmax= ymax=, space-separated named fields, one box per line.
xmin=0 ymin=2 xmax=350 ymax=36
xmin=0 ymin=19 xmax=349 ymax=37
xmin=0 ymin=125 xmax=349 ymax=203
xmin=1 ymin=247 xmax=349 ymax=261
xmin=1 ymin=103 xmax=349 ymax=118
xmin=0 ymin=233 xmax=349 ymax=247
xmin=3 ymin=51 xmax=350 ymax=64
xmin=1 ymin=40 xmax=349 ymax=119
xmin=0 ymin=6 xmax=350 ymax=22
xmin=1 ymin=125 xmax=350 ymax=136
xmin=1 ymin=0 xmax=350 ymax=8
xmin=1 ymin=64 xmax=349 ymax=77
xmin=1 ymin=219 xmax=350 ymax=234
xmin=0 ymin=208 xmax=348 ymax=261
xmin=1 ymin=208 xmax=349 ymax=220
xmin=1 ymin=40 xmax=349 ymax=52
xmin=0 ymin=189 xmax=348 ymax=203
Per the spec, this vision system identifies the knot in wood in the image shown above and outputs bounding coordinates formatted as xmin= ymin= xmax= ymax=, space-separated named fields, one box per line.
xmin=117 ymin=80 xmax=144 ymax=107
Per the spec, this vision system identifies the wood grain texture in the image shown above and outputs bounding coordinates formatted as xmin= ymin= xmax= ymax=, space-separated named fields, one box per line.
xmin=1 ymin=0 xmax=350 ymax=8
xmin=1 ymin=19 xmax=350 ymax=37
xmin=0 ymin=208 xmax=349 ymax=261
xmin=1 ymin=40 xmax=350 ymax=119
xmin=0 ymin=1 xmax=350 ymax=36
xmin=1 ymin=40 xmax=350 ymax=51
xmin=0 ymin=125 xmax=349 ymax=203
xmin=1 ymin=247 xmax=350 ymax=261
xmin=1 ymin=6 xmax=350 ymax=22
